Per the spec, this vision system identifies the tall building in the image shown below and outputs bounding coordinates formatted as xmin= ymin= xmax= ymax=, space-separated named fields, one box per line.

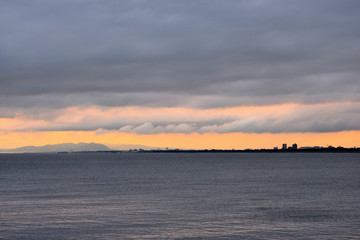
xmin=292 ymin=143 xmax=298 ymax=150
xmin=282 ymin=143 xmax=287 ymax=150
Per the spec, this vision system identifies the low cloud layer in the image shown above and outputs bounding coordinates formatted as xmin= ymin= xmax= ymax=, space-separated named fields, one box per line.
xmin=1 ymin=103 xmax=360 ymax=133
xmin=1 ymin=1 xmax=360 ymax=133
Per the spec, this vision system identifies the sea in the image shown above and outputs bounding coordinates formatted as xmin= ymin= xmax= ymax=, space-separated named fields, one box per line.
xmin=0 ymin=152 xmax=359 ymax=240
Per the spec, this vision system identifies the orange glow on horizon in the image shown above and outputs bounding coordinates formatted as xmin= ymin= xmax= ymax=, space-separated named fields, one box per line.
xmin=0 ymin=131 xmax=359 ymax=150
xmin=1 ymin=102 xmax=359 ymax=150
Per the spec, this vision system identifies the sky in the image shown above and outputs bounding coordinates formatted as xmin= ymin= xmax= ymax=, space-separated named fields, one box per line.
xmin=1 ymin=0 xmax=360 ymax=149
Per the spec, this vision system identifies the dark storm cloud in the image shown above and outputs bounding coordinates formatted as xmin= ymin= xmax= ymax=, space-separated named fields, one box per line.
xmin=1 ymin=0 xmax=360 ymax=133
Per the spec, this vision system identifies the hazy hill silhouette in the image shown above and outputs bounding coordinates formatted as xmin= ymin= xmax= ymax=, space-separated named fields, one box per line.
xmin=0 ymin=142 xmax=110 ymax=153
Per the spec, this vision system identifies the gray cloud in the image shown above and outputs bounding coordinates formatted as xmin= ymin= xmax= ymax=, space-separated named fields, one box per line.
xmin=87 ymin=103 xmax=360 ymax=134
xmin=1 ymin=0 xmax=360 ymax=133
xmin=2 ymin=102 xmax=360 ymax=134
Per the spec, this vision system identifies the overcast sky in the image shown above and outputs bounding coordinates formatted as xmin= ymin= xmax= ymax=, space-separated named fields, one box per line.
xmin=1 ymin=0 xmax=360 ymax=133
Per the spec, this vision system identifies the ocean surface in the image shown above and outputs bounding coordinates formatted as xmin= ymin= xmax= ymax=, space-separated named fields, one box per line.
xmin=1 ymin=152 xmax=359 ymax=239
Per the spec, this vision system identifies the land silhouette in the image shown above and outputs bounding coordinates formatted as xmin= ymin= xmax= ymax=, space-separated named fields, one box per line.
xmin=0 ymin=143 xmax=109 ymax=153
xmin=0 ymin=142 xmax=359 ymax=153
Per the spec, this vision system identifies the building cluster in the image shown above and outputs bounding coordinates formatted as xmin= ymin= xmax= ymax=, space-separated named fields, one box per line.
xmin=273 ymin=143 xmax=298 ymax=150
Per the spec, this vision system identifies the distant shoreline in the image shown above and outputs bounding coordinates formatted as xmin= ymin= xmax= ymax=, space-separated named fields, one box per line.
xmin=111 ymin=148 xmax=358 ymax=153
xmin=2 ymin=148 xmax=359 ymax=154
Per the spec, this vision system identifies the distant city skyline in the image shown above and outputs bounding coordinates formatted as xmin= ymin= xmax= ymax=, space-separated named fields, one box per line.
xmin=0 ymin=141 xmax=357 ymax=154
xmin=1 ymin=1 xmax=360 ymax=149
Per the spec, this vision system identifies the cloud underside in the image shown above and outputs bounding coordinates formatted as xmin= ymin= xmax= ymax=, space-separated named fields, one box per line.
xmin=1 ymin=0 xmax=360 ymax=133
xmin=1 ymin=102 xmax=360 ymax=133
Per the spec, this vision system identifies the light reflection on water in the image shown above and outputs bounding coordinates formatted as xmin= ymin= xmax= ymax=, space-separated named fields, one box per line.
xmin=1 ymin=152 xmax=359 ymax=239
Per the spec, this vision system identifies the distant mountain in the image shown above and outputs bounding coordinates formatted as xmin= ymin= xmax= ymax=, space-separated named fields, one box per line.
xmin=0 ymin=142 xmax=110 ymax=153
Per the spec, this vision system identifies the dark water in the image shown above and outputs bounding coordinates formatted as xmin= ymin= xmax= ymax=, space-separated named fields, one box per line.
xmin=1 ymin=153 xmax=359 ymax=239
